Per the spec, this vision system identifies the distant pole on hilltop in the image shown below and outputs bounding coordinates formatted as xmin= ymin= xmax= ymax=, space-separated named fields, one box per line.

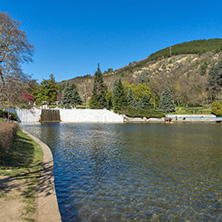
xmin=170 ymin=46 xmax=172 ymax=57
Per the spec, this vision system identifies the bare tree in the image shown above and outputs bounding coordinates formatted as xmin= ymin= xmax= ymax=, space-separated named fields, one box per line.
xmin=0 ymin=63 xmax=28 ymax=121
xmin=0 ymin=12 xmax=34 ymax=84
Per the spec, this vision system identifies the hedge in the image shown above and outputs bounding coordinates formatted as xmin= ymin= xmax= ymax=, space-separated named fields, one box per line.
xmin=0 ymin=121 xmax=18 ymax=158
xmin=211 ymin=101 xmax=222 ymax=116
xmin=118 ymin=108 xmax=165 ymax=119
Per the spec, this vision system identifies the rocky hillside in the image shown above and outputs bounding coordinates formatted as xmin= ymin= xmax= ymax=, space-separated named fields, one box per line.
xmin=58 ymin=39 xmax=222 ymax=105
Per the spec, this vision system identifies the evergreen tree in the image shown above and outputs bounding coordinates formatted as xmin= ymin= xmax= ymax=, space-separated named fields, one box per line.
xmin=112 ymin=78 xmax=119 ymax=100
xmin=62 ymin=83 xmax=73 ymax=108
xmin=105 ymin=91 xmax=113 ymax=110
xmin=72 ymin=87 xmax=82 ymax=107
xmin=208 ymin=60 xmax=222 ymax=101
xmin=113 ymin=79 xmax=127 ymax=112
xmin=89 ymin=64 xmax=107 ymax=109
xmin=136 ymin=98 xmax=144 ymax=110
xmin=62 ymin=83 xmax=82 ymax=108
xmin=141 ymin=93 xmax=153 ymax=109
xmin=158 ymin=86 xmax=175 ymax=113
xmin=33 ymin=74 xmax=58 ymax=105
xmin=127 ymin=87 xmax=137 ymax=109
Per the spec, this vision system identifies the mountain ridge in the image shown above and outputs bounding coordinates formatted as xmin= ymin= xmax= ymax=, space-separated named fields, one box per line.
xmin=58 ymin=38 xmax=222 ymax=106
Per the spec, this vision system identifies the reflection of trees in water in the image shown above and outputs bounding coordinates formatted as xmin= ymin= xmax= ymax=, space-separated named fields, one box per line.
xmin=39 ymin=123 xmax=61 ymax=148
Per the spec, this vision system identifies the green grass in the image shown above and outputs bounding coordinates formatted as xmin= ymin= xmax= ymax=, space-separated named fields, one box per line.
xmin=0 ymin=127 xmax=43 ymax=221
xmin=174 ymin=106 xmax=211 ymax=115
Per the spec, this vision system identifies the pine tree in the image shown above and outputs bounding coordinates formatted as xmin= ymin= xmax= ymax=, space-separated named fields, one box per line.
xmin=127 ymin=87 xmax=137 ymax=109
xmin=89 ymin=64 xmax=107 ymax=109
xmin=72 ymin=87 xmax=82 ymax=107
xmin=158 ymin=86 xmax=175 ymax=113
xmin=136 ymin=98 xmax=144 ymax=110
xmin=208 ymin=60 xmax=222 ymax=101
xmin=34 ymin=74 xmax=58 ymax=105
xmin=62 ymin=83 xmax=73 ymax=108
xmin=113 ymin=79 xmax=127 ymax=111
xmin=141 ymin=93 xmax=153 ymax=109
xmin=112 ymin=78 xmax=119 ymax=100
xmin=62 ymin=83 xmax=82 ymax=108
xmin=105 ymin=91 xmax=113 ymax=110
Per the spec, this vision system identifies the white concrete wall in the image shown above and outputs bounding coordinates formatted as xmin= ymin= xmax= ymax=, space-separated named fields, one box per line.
xmin=7 ymin=108 xmax=124 ymax=123
xmin=8 ymin=108 xmax=41 ymax=122
xmin=60 ymin=109 xmax=124 ymax=123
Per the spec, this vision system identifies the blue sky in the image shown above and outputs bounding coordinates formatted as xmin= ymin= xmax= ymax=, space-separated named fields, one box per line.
xmin=2 ymin=0 xmax=222 ymax=82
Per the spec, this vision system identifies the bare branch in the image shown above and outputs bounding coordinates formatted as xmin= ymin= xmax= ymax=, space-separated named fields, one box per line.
xmin=0 ymin=12 xmax=34 ymax=83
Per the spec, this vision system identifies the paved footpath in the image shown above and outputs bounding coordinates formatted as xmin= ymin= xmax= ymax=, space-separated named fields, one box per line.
xmin=22 ymin=130 xmax=61 ymax=222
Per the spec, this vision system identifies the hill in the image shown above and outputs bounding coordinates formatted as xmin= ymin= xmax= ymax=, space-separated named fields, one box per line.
xmin=58 ymin=38 xmax=222 ymax=106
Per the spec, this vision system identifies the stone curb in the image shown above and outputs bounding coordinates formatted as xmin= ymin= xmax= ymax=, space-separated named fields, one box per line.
xmin=22 ymin=130 xmax=61 ymax=222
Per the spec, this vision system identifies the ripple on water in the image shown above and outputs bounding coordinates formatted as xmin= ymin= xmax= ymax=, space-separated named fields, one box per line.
xmin=20 ymin=122 xmax=222 ymax=222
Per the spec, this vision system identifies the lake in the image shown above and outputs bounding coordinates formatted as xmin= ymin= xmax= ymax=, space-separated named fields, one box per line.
xmin=20 ymin=122 xmax=222 ymax=221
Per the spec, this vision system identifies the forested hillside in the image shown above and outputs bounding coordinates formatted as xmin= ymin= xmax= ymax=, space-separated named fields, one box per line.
xmin=58 ymin=38 xmax=222 ymax=107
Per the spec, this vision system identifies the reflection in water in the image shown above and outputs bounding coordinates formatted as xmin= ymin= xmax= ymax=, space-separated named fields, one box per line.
xmin=20 ymin=122 xmax=222 ymax=221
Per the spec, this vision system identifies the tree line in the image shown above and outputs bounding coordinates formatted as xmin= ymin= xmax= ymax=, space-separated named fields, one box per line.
xmin=88 ymin=64 xmax=175 ymax=117
xmin=1 ymin=11 xmax=222 ymax=117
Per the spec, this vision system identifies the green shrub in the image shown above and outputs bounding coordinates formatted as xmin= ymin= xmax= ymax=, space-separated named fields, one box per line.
xmin=0 ymin=121 xmax=18 ymax=158
xmin=118 ymin=108 xmax=165 ymax=118
xmin=211 ymin=101 xmax=222 ymax=116
xmin=0 ymin=110 xmax=18 ymax=121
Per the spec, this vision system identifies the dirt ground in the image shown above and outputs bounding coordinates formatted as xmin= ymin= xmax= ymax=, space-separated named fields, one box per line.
xmin=0 ymin=130 xmax=61 ymax=222
xmin=0 ymin=175 xmax=29 ymax=222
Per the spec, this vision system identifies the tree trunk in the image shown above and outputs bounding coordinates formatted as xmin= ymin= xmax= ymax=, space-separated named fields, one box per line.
xmin=7 ymin=96 xmax=10 ymax=123
xmin=186 ymin=104 xmax=188 ymax=112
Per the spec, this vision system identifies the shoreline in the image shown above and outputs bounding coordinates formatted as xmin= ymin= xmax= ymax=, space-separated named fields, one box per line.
xmin=124 ymin=114 xmax=222 ymax=123
xmin=22 ymin=130 xmax=61 ymax=222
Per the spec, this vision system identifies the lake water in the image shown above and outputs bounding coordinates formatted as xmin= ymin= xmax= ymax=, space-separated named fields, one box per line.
xmin=20 ymin=122 xmax=222 ymax=222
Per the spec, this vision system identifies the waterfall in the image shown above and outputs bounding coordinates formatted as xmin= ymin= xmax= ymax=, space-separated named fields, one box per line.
xmin=40 ymin=109 xmax=61 ymax=123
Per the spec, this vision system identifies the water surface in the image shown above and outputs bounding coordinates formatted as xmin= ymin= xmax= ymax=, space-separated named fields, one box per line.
xmin=20 ymin=122 xmax=222 ymax=221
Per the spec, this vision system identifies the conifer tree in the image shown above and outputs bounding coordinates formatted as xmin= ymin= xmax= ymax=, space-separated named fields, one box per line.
xmin=112 ymin=78 xmax=119 ymax=100
xmin=127 ymin=87 xmax=137 ymax=109
xmin=89 ymin=64 xmax=107 ymax=109
xmin=208 ymin=60 xmax=222 ymax=101
xmin=62 ymin=83 xmax=82 ymax=108
xmin=158 ymin=86 xmax=175 ymax=113
xmin=62 ymin=83 xmax=73 ymax=108
xmin=72 ymin=87 xmax=82 ymax=107
xmin=33 ymin=74 xmax=58 ymax=105
xmin=113 ymin=79 xmax=127 ymax=112
xmin=136 ymin=98 xmax=144 ymax=110
xmin=105 ymin=91 xmax=113 ymax=110
xmin=141 ymin=93 xmax=153 ymax=109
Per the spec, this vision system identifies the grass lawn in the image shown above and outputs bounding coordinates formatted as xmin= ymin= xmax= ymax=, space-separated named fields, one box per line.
xmin=0 ymin=126 xmax=43 ymax=221
xmin=174 ymin=106 xmax=211 ymax=115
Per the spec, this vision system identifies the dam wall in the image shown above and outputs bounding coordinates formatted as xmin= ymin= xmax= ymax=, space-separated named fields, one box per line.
xmin=60 ymin=109 xmax=123 ymax=123
xmin=7 ymin=108 xmax=41 ymax=122
xmin=7 ymin=108 xmax=124 ymax=123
